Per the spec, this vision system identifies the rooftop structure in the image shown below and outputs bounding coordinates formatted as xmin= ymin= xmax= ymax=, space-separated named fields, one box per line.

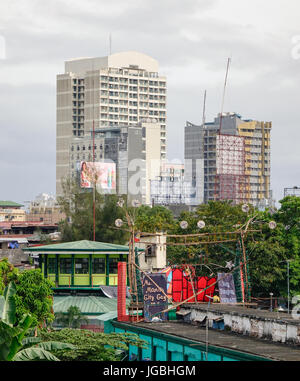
xmin=26 ymin=193 xmax=65 ymax=224
xmin=0 ymin=201 xmax=25 ymax=222
xmin=23 ymin=240 xmax=143 ymax=290
xmin=284 ymin=186 xmax=300 ymax=197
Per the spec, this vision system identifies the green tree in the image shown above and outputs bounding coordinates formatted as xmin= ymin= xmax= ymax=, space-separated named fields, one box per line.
xmin=55 ymin=306 xmax=88 ymax=329
xmin=135 ymin=205 xmax=176 ymax=233
xmin=273 ymin=196 xmax=300 ymax=296
xmin=0 ymin=258 xmax=19 ymax=295
xmin=39 ymin=328 xmax=148 ymax=361
xmin=166 ymin=201 xmax=291 ymax=297
xmin=0 ymin=282 xmax=75 ymax=361
xmin=58 ymin=178 xmax=128 ymax=244
xmin=167 ymin=201 xmax=252 ymax=268
xmin=14 ymin=269 xmax=54 ymax=327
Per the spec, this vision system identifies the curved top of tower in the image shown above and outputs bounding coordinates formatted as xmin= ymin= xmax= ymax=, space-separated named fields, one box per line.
xmin=65 ymin=51 xmax=159 ymax=74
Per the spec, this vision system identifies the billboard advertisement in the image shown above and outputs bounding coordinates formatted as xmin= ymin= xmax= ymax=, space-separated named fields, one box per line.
xmin=80 ymin=161 xmax=116 ymax=191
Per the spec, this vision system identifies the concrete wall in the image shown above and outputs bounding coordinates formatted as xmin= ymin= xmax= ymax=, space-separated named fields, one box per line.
xmin=181 ymin=305 xmax=300 ymax=345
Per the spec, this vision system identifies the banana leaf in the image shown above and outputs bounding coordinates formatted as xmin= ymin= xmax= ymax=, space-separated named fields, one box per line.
xmin=13 ymin=347 xmax=60 ymax=361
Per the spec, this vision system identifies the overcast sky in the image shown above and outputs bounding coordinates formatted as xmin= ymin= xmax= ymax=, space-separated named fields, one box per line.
xmin=0 ymin=0 xmax=299 ymax=206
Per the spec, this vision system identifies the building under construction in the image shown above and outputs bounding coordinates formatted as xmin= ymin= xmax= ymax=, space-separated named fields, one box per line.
xmin=184 ymin=112 xmax=272 ymax=207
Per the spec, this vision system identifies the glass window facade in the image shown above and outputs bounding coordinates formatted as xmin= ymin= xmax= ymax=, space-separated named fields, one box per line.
xmin=60 ymin=258 xmax=72 ymax=274
xmin=48 ymin=258 xmax=56 ymax=274
xmin=92 ymin=258 xmax=105 ymax=274
xmin=75 ymin=258 xmax=89 ymax=274
xmin=109 ymin=258 xmax=118 ymax=274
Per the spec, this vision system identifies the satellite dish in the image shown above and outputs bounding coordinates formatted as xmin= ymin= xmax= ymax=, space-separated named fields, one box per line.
xmin=269 ymin=221 xmax=277 ymax=230
xmin=115 ymin=219 xmax=123 ymax=228
xmin=197 ymin=220 xmax=205 ymax=229
xmin=180 ymin=221 xmax=188 ymax=229
xmin=242 ymin=204 xmax=250 ymax=213
xmin=132 ymin=199 xmax=141 ymax=208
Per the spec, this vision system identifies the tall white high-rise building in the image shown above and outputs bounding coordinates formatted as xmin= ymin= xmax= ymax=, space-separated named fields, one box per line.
xmin=56 ymin=51 xmax=167 ymax=196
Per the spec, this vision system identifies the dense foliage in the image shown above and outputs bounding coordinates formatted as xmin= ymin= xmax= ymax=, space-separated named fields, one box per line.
xmin=135 ymin=205 xmax=175 ymax=232
xmin=0 ymin=282 xmax=74 ymax=361
xmin=14 ymin=269 xmax=54 ymax=327
xmin=0 ymin=262 xmax=54 ymax=327
xmin=0 ymin=258 xmax=18 ymax=294
xmin=58 ymin=178 xmax=128 ymax=244
xmin=39 ymin=328 xmax=148 ymax=361
xmin=55 ymin=306 xmax=88 ymax=329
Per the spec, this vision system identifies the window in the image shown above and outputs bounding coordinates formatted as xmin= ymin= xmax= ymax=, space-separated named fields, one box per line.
xmin=75 ymin=258 xmax=89 ymax=274
xmin=48 ymin=258 xmax=56 ymax=274
xmin=92 ymin=258 xmax=105 ymax=274
xmin=60 ymin=258 xmax=72 ymax=274
xmin=109 ymin=258 xmax=118 ymax=274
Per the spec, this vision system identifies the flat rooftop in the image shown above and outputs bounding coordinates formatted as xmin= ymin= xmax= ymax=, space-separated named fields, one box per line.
xmin=181 ymin=303 xmax=300 ymax=325
xmin=126 ymin=320 xmax=300 ymax=361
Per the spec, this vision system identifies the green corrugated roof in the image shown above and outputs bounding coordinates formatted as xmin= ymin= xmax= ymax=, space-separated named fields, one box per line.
xmin=0 ymin=201 xmax=23 ymax=207
xmin=23 ymin=240 xmax=141 ymax=253
xmin=96 ymin=311 xmax=118 ymax=321
xmin=53 ymin=295 xmax=128 ymax=315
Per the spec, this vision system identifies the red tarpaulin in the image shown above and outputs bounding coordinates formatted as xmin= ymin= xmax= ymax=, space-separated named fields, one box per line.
xmin=172 ymin=267 xmax=216 ymax=303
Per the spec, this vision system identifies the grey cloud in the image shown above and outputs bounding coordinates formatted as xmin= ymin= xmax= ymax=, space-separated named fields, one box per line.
xmin=0 ymin=0 xmax=299 ymax=205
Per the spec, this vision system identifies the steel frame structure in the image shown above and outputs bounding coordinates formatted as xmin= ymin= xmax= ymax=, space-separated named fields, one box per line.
xmin=214 ymin=133 xmax=248 ymax=204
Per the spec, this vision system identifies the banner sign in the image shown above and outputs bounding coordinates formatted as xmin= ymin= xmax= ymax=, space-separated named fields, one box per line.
xmin=142 ymin=273 xmax=168 ymax=322
xmin=217 ymin=272 xmax=237 ymax=304
xmin=80 ymin=161 xmax=116 ymax=191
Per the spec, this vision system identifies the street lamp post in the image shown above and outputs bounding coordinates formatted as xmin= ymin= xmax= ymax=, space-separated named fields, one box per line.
xmin=270 ymin=292 xmax=273 ymax=312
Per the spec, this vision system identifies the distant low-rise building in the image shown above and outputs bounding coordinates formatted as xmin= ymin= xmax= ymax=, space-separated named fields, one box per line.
xmin=0 ymin=201 xmax=25 ymax=222
xmin=26 ymin=193 xmax=65 ymax=224
xmin=284 ymin=186 xmax=300 ymax=198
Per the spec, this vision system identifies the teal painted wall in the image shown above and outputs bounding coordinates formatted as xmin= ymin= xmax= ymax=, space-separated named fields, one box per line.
xmin=153 ymin=337 xmax=167 ymax=361
xmin=109 ymin=321 xmax=269 ymax=362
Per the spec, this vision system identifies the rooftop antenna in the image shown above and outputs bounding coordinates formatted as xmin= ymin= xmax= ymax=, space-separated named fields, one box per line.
xmin=219 ymin=57 xmax=231 ymax=133
xmin=202 ymin=89 xmax=207 ymax=128
xmin=109 ymin=33 xmax=112 ymax=55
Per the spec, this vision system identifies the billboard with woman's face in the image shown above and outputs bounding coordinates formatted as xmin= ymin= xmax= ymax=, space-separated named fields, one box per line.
xmin=80 ymin=161 xmax=116 ymax=191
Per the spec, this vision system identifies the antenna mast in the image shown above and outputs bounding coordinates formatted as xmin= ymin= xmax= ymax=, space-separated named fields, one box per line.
xmin=219 ymin=57 xmax=231 ymax=133
xmin=109 ymin=33 xmax=112 ymax=55
xmin=202 ymin=89 xmax=207 ymax=128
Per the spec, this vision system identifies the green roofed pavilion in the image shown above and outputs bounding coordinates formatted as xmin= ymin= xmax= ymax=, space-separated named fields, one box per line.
xmin=23 ymin=240 xmax=143 ymax=290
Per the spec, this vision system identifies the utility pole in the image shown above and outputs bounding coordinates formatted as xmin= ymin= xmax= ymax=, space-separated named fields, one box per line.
xmin=287 ymin=260 xmax=290 ymax=314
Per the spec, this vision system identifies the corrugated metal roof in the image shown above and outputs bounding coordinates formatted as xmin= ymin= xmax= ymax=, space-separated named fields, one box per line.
xmin=53 ymin=295 xmax=124 ymax=315
xmin=0 ymin=201 xmax=23 ymax=207
xmin=23 ymin=240 xmax=139 ymax=253
xmin=96 ymin=311 xmax=118 ymax=321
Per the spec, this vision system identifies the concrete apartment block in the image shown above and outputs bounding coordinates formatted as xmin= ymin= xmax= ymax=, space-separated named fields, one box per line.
xmin=56 ymin=51 xmax=167 ymax=196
